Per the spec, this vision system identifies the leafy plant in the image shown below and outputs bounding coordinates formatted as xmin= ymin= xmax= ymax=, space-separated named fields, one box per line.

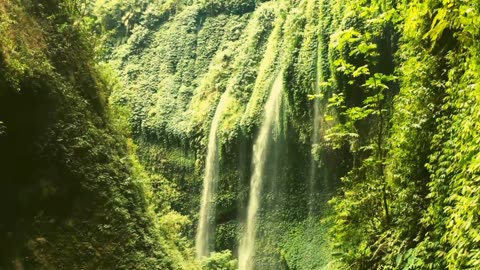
xmin=201 ymin=250 xmax=237 ymax=270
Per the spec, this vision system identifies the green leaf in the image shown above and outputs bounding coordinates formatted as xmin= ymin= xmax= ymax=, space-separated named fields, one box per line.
xmin=352 ymin=65 xmax=370 ymax=77
xmin=308 ymin=94 xmax=324 ymax=100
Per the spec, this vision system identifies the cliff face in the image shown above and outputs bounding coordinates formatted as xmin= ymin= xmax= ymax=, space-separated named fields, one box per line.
xmin=99 ymin=0 xmax=480 ymax=269
xmin=2 ymin=0 xmax=480 ymax=269
xmin=0 ymin=1 xmax=195 ymax=269
xmin=97 ymin=0 xmax=342 ymax=268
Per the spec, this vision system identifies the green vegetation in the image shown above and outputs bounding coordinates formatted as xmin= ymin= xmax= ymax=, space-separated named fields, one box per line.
xmin=2 ymin=0 xmax=480 ymax=269
xmin=0 ymin=1 xmax=196 ymax=269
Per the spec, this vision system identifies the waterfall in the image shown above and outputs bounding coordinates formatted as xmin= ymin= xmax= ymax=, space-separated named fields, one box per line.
xmin=239 ymin=73 xmax=284 ymax=270
xmin=308 ymin=55 xmax=322 ymax=216
xmin=196 ymin=92 xmax=229 ymax=259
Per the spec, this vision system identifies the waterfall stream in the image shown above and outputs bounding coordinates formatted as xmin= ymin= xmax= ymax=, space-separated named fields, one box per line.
xmin=308 ymin=55 xmax=322 ymax=216
xmin=239 ymin=73 xmax=284 ymax=270
xmin=196 ymin=92 xmax=229 ymax=259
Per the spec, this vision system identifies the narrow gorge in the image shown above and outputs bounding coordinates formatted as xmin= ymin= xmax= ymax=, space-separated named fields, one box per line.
xmin=2 ymin=0 xmax=480 ymax=269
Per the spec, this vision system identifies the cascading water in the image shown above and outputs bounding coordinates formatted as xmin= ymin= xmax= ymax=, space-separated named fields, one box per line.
xmin=196 ymin=92 xmax=229 ymax=259
xmin=239 ymin=73 xmax=284 ymax=270
xmin=308 ymin=55 xmax=322 ymax=216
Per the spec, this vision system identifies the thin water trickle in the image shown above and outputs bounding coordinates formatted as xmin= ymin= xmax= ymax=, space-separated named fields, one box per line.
xmin=239 ymin=73 xmax=284 ymax=270
xmin=308 ymin=55 xmax=322 ymax=216
xmin=196 ymin=92 xmax=229 ymax=259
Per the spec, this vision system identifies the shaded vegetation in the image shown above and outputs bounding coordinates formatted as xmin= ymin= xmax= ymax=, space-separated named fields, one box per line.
xmin=3 ymin=0 xmax=480 ymax=269
xmin=0 ymin=0 xmax=196 ymax=269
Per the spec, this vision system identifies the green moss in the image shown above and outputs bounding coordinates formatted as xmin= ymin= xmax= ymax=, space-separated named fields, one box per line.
xmin=0 ymin=1 xmax=197 ymax=269
xmin=93 ymin=0 xmax=480 ymax=269
xmin=98 ymin=0 xmax=333 ymax=266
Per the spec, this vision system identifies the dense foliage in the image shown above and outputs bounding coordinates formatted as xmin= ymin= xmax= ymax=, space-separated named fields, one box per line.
xmin=317 ymin=0 xmax=480 ymax=269
xmin=0 ymin=1 xmax=196 ymax=269
xmin=3 ymin=0 xmax=480 ymax=269
xmin=93 ymin=0 xmax=333 ymax=269
xmin=94 ymin=0 xmax=480 ymax=269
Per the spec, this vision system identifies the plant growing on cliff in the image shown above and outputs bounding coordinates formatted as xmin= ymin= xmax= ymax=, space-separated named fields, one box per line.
xmin=322 ymin=3 xmax=397 ymax=267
